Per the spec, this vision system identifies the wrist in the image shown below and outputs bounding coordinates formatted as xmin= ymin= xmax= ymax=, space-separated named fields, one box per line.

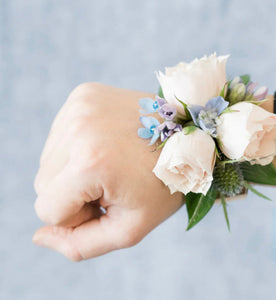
xmin=260 ymin=94 xmax=274 ymax=113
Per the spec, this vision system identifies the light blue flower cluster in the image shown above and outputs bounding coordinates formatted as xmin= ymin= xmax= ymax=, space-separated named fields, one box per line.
xmin=138 ymin=116 xmax=160 ymax=145
xmin=187 ymin=96 xmax=229 ymax=137
xmin=138 ymin=96 xmax=182 ymax=145
xmin=139 ymin=98 xmax=159 ymax=114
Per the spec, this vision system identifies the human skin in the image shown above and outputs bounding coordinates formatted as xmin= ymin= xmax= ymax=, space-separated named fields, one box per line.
xmin=32 ymin=83 xmax=275 ymax=261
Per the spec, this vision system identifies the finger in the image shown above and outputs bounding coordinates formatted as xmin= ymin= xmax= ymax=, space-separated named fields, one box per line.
xmin=58 ymin=202 xmax=103 ymax=228
xmin=34 ymin=166 xmax=103 ymax=225
xmin=32 ymin=212 xmax=142 ymax=261
xmin=32 ymin=216 xmax=116 ymax=261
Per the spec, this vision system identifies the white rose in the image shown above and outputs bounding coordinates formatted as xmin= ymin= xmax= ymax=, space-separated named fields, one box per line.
xmin=157 ymin=53 xmax=229 ymax=115
xmin=153 ymin=129 xmax=216 ymax=195
xmin=217 ymin=102 xmax=276 ymax=165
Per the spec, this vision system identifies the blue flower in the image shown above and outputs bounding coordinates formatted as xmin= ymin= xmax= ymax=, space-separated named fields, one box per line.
xmin=138 ymin=116 xmax=160 ymax=145
xmin=139 ymin=98 xmax=159 ymax=114
xmin=187 ymin=96 xmax=229 ymax=137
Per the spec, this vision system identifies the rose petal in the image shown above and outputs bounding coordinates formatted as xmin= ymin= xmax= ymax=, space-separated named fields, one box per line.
xmin=153 ymin=129 xmax=216 ymax=195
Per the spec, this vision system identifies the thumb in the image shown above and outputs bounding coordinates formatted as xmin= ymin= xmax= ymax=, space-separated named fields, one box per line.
xmin=32 ymin=211 xmax=142 ymax=261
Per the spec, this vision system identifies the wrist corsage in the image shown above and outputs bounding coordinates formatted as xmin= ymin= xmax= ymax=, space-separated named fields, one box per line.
xmin=138 ymin=53 xmax=276 ymax=230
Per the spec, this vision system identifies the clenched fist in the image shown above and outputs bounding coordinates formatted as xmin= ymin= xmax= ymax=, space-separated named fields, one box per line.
xmin=33 ymin=83 xmax=184 ymax=261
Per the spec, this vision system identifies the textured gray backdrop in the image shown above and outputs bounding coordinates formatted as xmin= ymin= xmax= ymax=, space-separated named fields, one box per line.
xmin=1 ymin=0 xmax=276 ymax=299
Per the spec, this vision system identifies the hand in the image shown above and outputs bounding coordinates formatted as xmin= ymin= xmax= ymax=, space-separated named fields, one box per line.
xmin=33 ymin=83 xmax=184 ymax=261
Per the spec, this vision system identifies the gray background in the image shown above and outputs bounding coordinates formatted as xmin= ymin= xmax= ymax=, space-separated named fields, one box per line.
xmin=1 ymin=0 xmax=276 ymax=299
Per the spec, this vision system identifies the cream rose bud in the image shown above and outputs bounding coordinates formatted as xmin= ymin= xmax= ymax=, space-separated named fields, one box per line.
xmin=153 ymin=129 xmax=216 ymax=195
xmin=217 ymin=102 xmax=276 ymax=165
xmin=157 ymin=53 xmax=229 ymax=115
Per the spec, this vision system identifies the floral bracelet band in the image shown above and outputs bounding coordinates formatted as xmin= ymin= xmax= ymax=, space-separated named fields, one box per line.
xmin=138 ymin=53 xmax=276 ymax=230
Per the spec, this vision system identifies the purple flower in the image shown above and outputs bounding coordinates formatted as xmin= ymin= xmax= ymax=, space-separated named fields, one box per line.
xmin=253 ymin=86 xmax=268 ymax=101
xmin=159 ymin=103 xmax=177 ymax=120
xmin=246 ymin=81 xmax=258 ymax=94
xmin=156 ymin=96 xmax=177 ymax=120
xmin=157 ymin=121 xmax=182 ymax=142
xmin=156 ymin=96 xmax=166 ymax=107
xmin=229 ymin=77 xmax=268 ymax=102
xmin=246 ymin=81 xmax=268 ymax=100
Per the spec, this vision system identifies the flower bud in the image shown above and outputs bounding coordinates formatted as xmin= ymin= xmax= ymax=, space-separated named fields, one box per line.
xmin=228 ymin=83 xmax=246 ymax=104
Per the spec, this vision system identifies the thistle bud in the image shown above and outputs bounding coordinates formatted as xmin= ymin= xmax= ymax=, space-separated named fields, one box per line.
xmin=212 ymin=163 xmax=245 ymax=197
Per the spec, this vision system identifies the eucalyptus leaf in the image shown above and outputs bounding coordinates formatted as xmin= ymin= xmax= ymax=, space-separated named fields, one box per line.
xmin=158 ymin=86 xmax=164 ymax=98
xmin=243 ymin=181 xmax=272 ymax=201
xmin=240 ymin=74 xmax=250 ymax=85
xmin=240 ymin=162 xmax=276 ymax=185
xmin=186 ymin=187 xmax=218 ymax=231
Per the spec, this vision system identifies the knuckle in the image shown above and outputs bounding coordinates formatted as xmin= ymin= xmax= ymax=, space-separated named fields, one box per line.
xmin=76 ymin=82 xmax=103 ymax=91
xmin=34 ymin=199 xmax=63 ymax=226
xmin=66 ymin=82 xmax=105 ymax=117
xmin=69 ymin=82 xmax=103 ymax=101
xmin=64 ymin=231 xmax=84 ymax=262
xmin=66 ymin=252 xmax=83 ymax=262
xmin=69 ymin=115 xmax=88 ymax=136
xmin=47 ymin=227 xmax=83 ymax=262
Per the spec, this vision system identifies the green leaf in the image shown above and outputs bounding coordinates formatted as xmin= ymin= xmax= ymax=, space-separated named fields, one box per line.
xmin=158 ymin=86 xmax=164 ymax=98
xmin=220 ymin=82 xmax=228 ymax=98
xmin=175 ymin=96 xmax=192 ymax=120
xmin=240 ymin=74 xmax=250 ymax=85
xmin=220 ymin=194 xmax=231 ymax=231
xmin=215 ymin=145 xmax=221 ymax=160
xmin=240 ymin=162 xmax=276 ymax=185
xmin=185 ymin=187 xmax=218 ymax=231
xmin=182 ymin=125 xmax=197 ymax=135
xmin=243 ymin=181 xmax=272 ymax=201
